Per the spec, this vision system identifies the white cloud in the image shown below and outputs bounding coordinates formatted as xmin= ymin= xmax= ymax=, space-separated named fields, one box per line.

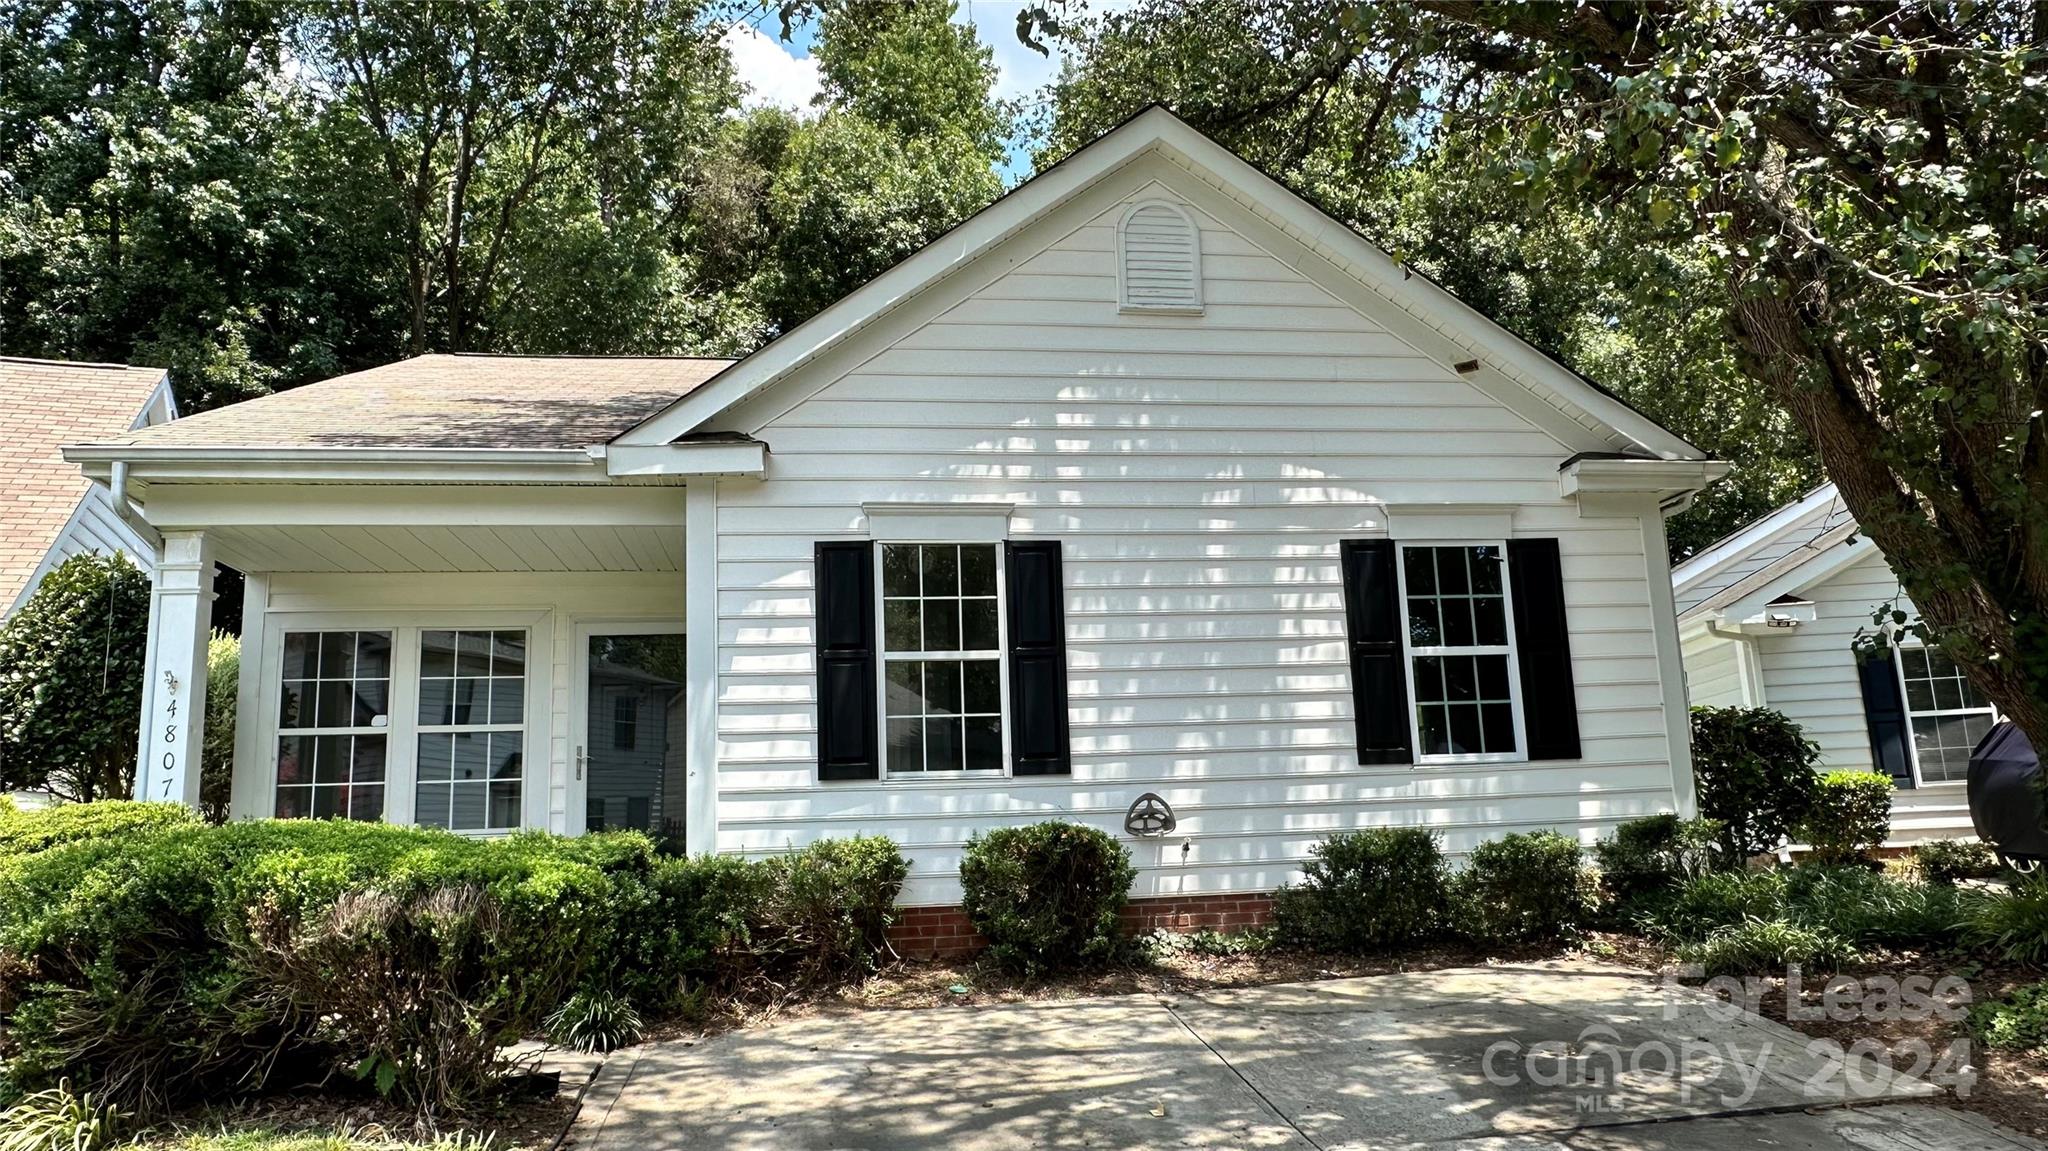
xmin=951 ymin=1 xmax=1066 ymax=103
xmin=721 ymin=23 xmax=822 ymax=113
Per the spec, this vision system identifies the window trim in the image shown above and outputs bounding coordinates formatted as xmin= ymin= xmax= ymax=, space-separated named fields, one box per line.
xmin=259 ymin=610 xmax=550 ymax=835
xmin=872 ymin=540 xmax=1014 ymax=780
xmin=1394 ymin=540 xmax=1530 ymax=766
xmin=1892 ymin=639 xmax=1999 ymax=788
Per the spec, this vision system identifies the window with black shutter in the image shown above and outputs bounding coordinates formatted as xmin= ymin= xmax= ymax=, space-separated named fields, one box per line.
xmin=815 ymin=537 xmax=1070 ymax=780
xmin=1342 ymin=537 xmax=1581 ymax=765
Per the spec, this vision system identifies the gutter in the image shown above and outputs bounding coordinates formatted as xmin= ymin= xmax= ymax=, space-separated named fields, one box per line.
xmin=1704 ymin=617 xmax=1766 ymax=709
xmin=106 ymin=460 xmax=162 ymax=553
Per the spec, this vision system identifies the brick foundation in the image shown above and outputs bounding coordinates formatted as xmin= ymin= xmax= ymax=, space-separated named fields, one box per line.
xmin=886 ymin=892 xmax=1276 ymax=960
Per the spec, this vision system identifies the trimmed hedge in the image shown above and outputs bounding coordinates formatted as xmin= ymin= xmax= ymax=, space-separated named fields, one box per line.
xmin=0 ymin=800 xmax=199 ymax=855
xmin=0 ymin=805 xmax=906 ymax=1115
xmin=960 ymin=821 xmax=1134 ymax=975
xmin=1453 ymin=830 xmax=1600 ymax=944
xmin=1273 ymin=828 xmax=1448 ymax=951
xmin=1797 ymin=771 xmax=1893 ymax=865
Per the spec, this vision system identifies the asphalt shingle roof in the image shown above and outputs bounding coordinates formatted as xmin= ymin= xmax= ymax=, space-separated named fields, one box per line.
xmin=0 ymin=357 xmax=168 ymax=607
xmin=88 ymin=354 xmax=735 ymax=451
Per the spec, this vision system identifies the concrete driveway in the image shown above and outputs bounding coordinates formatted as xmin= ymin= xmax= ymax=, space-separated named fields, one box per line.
xmin=570 ymin=960 xmax=2038 ymax=1150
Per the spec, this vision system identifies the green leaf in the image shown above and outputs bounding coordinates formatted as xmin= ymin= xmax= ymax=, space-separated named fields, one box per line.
xmin=1648 ymin=197 xmax=1678 ymax=226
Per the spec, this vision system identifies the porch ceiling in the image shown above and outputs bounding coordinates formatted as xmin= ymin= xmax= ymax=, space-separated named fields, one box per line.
xmin=202 ymin=523 xmax=683 ymax=574
xmin=138 ymin=483 xmax=687 ymax=575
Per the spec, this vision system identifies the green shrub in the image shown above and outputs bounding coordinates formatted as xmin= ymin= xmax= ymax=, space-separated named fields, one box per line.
xmin=200 ymin=631 xmax=238 ymax=824
xmin=960 ymin=821 xmax=1135 ymax=975
xmin=1797 ymin=771 xmax=1893 ymax=865
xmin=0 ymin=1079 xmax=127 ymax=1151
xmin=0 ymin=554 xmax=149 ymax=804
xmin=757 ymin=835 xmax=909 ymax=983
xmin=1780 ymin=864 xmax=1962 ymax=950
xmin=0 ymin=801 xmax=200 ymax=856
xmin=1677 ymin=918 xmax=1859 ymax=976
xmin=546 ymin=988 xmax=644 ymax=1054
xmin=1272 ymin=828 xmax=1448 ymax=951
xmin=1913 ymin=839 xmax=2001 ymax=885
xmin=1689 ymin=706 xmax=1820 ymax=860
xmin=0 ymin=806 xmax=908 ymax=1116
xmin=1453 ymin=830 xmax=1600 ymax=944
xmin=1969 ymin=981 xmax=2048 ymax=1052
xmin=1592 ymin=815 xmax=1723 ymax=905
xmin=1964 ymin=876 xmax=2048 ymax=965
xmin=1631 ymin=868 xmax=1788 ymax=942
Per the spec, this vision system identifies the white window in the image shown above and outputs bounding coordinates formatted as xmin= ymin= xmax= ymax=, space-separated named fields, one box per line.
xmin=878 ymin=542 xmax=1007 ymax=775
xmin=415 ymin=629 xmax=528 ymax=832
xmin=1398 ymin=543 xmax=1526 ymax=763
xmin=276 ymin=630 xmax=392 ymax=820
xmin=1896 ymin=643 xmax=1999 ymax=785
xmin=1118 ymin=200 xmax=1203 ymax=313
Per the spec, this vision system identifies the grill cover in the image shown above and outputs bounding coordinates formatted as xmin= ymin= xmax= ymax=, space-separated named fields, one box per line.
xmin=1969 ymin=720 xmax=2048 ymax=859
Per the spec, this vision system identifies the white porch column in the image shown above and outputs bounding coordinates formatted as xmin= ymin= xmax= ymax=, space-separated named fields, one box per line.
xmin=133 ymin=531 xmax=213 ymax=807
xmin=684 ymin=480 xmax=720 ymax=855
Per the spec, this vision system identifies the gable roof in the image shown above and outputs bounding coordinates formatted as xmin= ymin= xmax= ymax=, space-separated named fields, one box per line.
xmin=1671 ymin=482 xmax=1859 ymax=618
xmin=0 ymin=357 xmax=171 ymax=606
xmin=614 ymin=105 xmax=1711 ymax=462
xmin=86 ymin=355 xmax=733 ymax=451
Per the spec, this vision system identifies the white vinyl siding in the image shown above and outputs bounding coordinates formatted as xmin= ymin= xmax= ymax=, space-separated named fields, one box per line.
xmin=1739 ymin=549 xmax=1973 ymax=842
xmin=1680 ymin=631 xmax=1749 ymax=708
xmin=709 ymin=178 xmax=1684 ymax=905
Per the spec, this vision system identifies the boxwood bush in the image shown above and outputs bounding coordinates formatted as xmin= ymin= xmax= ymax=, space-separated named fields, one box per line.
xmin=1797 ymin=771 xmax=1893 ymax=865
xmin=1592 ymin=814 xmax=1723 ymax=906
xmin=1272 ymin=828 xmax=1448 ymax=951
xmin=0 ymin=804 xmax=907 ymax=1116
xmin=959 ymin=820 xmax=1135 ymax=975
xmin=1453 ymin=830 xmax=1600 ymax=944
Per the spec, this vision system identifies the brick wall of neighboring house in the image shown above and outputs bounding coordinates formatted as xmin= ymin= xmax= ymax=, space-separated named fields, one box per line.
xmin=885 ymin=892 xmax=1277 ymax=961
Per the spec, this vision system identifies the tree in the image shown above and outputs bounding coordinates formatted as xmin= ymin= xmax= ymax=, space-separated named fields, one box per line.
xmin=288 ymin=0 xmax=736 ymax=356
xmin=1039 ymin=0 xmax=1820 ymax=556
xmin=0 ymin=553 xmax=150 ymax=803
xmin=697 ymin=0 xmax=1012 ymax=336
xmin=1034 ymin=2 xmax=2048 ymax=757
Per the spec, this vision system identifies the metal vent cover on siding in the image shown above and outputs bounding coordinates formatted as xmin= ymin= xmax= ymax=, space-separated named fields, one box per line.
xmin=1118 ymin=200 xmax=1203 ymax=313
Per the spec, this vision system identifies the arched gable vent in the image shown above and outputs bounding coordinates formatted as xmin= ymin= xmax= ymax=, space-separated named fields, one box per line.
xmin=1118 ymin=200 xmax=1203 ymax=313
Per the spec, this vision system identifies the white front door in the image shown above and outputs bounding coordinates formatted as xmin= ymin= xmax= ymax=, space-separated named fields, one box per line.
xmin=571 ymin=622 xmax=687 ymax=844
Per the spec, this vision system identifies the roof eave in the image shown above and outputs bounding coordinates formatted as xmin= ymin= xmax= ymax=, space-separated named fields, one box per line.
xmin=64 ymin=443 xmax=609 ymax=485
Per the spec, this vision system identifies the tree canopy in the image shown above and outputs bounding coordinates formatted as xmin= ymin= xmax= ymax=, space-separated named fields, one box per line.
xmin=1037 ymin=0 xmax=2048 ymax=754
xmin=1 ymin=0 xmax=1015 ymax=405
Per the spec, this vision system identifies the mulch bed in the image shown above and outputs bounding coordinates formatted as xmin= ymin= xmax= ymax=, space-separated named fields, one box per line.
xmin=1688 ymin=950 xmax=2048 ymax=1141
xmin=145 ymin=1080 xmax=579 ymax=1149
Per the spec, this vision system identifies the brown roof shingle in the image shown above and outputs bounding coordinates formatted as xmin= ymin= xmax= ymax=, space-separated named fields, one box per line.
xmin=0 ymin=357 xmax=169 ymax=607
xmin=86 ymin=354 xmax=733 ymax=452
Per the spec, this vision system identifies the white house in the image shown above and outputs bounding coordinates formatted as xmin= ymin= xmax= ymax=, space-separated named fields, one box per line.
xmin=1673 ymin=483 xmax=1983 ymax=844
xmin=0 ymin=357 xmax=176 ymax=616
xmin=67 ymin=109 xmax=1726 ymax=911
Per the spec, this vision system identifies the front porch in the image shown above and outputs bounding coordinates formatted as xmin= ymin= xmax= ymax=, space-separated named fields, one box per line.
xmin=109 ymin=480 xmax=727 ymax=852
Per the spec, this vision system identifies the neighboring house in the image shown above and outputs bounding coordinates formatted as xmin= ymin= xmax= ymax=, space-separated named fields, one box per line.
xmin=67 ymin=108 xmax=1726 ymax=917
xmin=1673 ymin=483 xmax=1981 ymax=843
xmin=0 ymin=357 xmax=176 ymax=616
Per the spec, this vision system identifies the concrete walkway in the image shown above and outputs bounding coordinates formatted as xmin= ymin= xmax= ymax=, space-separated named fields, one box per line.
xmin=570 ymin=960 xmax=2039 ymax=1150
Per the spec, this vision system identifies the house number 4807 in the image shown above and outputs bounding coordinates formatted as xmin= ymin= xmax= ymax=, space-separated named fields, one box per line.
xmin=158 ymin=671 xmax=180 ymax=798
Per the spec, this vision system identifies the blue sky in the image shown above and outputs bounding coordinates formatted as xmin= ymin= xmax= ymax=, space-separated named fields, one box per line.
xmin=721 ymin=1 xmax=1071 ymax=183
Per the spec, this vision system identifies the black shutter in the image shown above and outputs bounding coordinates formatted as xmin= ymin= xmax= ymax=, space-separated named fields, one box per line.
xmin=1005 ymin=540 xmax=1071 ymax=776
xmin=814 ymin=541 xmax=879 ymax=780
xmin=1507 ymin=538 xmax=1583 ymax=761
xmin=1341 ymin=539 xmax=1412 ymax=764
xmin=1858 ymin=649 xmax=1915 ymax=789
